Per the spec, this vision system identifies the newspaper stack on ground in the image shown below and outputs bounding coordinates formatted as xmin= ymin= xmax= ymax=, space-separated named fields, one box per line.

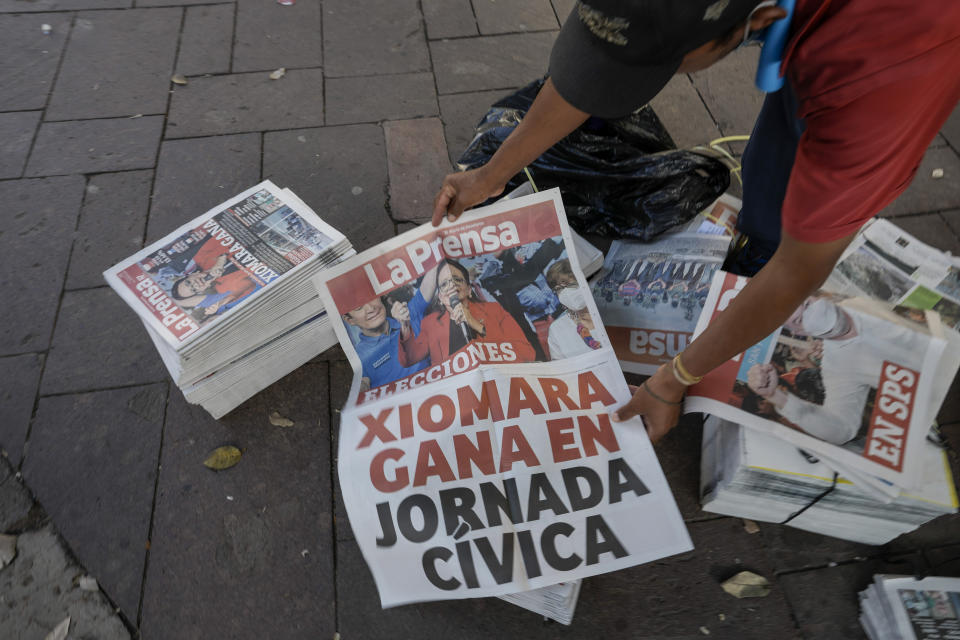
xmin=498 ymin=580 xmax=582 ymax=625
xmin=589 ymin=194 xmax=738 ymax=375
xmin=860 ymin=575 xmax=960 ymax=639
xmin=686 ymin=270 xmax=960 ymax=497
xmin=104 ymin=181 xmax=354 ymax=418
xmin=314 ymin=188 xmax=691 ymax=617
xmin=701 ymin=416 xmax=957 ymax=544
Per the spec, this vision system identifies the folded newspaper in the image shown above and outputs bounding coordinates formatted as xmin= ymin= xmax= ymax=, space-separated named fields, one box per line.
xmin=313 ymin=188 xmax=692 ymax=611
xmin=685 ymin=270 xmax=959 ymax=491
xmin=104 ymin=181 xmax=353 ymax=417
xmin=701 ymin=416 xmax=957 ymax=545
xmin=860 ymin=575 xmax=960 ymax=640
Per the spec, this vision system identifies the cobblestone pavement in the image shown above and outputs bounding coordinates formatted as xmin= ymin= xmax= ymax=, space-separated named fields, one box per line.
xmin=1 ymin=1 xmax=959 ymax=638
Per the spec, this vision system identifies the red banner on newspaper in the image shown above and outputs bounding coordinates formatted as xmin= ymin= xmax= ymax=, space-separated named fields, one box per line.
xmin=864 ymin=360 xmax=919 ymax=472
xmin=607 ymin=327 xmax=690 ymax=367
xmin=327 ymin=202 xmax=562 ymax=315
xmin=691 ymin=272 xmax=747 ymax=400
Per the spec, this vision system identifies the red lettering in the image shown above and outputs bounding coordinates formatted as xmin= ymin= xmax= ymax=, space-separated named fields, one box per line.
xmin=457 ymin=380 xmax=505 ymax=426
xmin=539 ymin=378 xmax=578 ymax=412
xmin=398 ymin=403 xmax=414 ymax=439
xmin=453 ymin=432 xmax=496 ymax=479
xmin=418 ymin=394 xmax=456 ymax=433
xmin=578 ymin=371 xmax=616 ymax=408
xmin=578 ymin=413 xmax=620 ymax=456
xmin=499 ymin=425 xmax=540 ymax=472
xmin=370 ymin=448 xmax=407 ymax=492
xmin=357 ymin=409 xmax=395 ymax=448
xmin=546 ymin=418 xmax=579 ymax=463
xmin=506 ymin=378 xmax=545 ymax=418
xmin=413 ymin=440 xmax=456 ymax=486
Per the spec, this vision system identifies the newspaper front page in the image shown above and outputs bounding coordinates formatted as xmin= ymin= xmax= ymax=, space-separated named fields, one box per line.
xmin=104 ymin=180 xmax=343 ymax=347
xmin=591 ymin=233 xmax=729 ymax=375
xmin=864 ymin=575 xmax=960 ymax=640
xmin=314 ymin=189 xmax=691 ymax=607
xmin=684 ymin=270 xmax=947 ymax=488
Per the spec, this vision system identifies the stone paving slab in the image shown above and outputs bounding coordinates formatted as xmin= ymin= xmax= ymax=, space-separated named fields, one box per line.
xmin=0 ymin=111 xmax=41 ymax=179
xmin=472 ymin=0 xmax=560 ymax=35
xmin=439 ymin=88 xmax=510 ymax=164
xmin=778 ymin=553 xmax=925 ymax=640
xmin=941 ymin=107 xmax=960 ymax=153
xmin=0 ymin=13 xmax=70 ymax=110
xmin=326 ymin=72 xmax=439 ymax=126
xmin=329 ymin=359 xmax=352 ymax=542
xmin=336 ymin=517 xmax=800 ymax=639
xmin=166 ymin=69 xmax=324 ymax=138
xmin=944 ymin=209 xmax=960 ymax=238
xmin=923 ymin=543 xmax=960 ymax=576
xmin=147 ymin=133 xmax=262 ymax=243
xmin=323 ymin=0 xmax=429 ymax=77
xmin=66 ymin=170 xmax=152 ymax=290
xmin=26 ymin=116 xmax=164 ymax=176
xmin=40 ymin=288 xmax=168 ymax=394
xmin=0 ymin=524 xmax=131 ymax=640
xmin=0 ymin=353 xmax=43 ymax=467
xmin=650 ymin=75 xmax=725 ymax=151
xmin=0 ymin=0 xmax=128 ymax=10
xmin=176 ymin=3 xmax=234 ymax=77
xmin=141 ymin=364 xmax=335 ymax=639
xmin=430 ymin=32 xmax=555 ymax=95
xmin=655 ymin=415 xmax=712 ymax=521
xmin=880 ymin=147 xmax=960 ymax=217
xmin=46 ymin=8 xmax=180 ymax=121
xmin=0 ymin=456 xmax=34 ymax=532
xmin=551 ymin=0 xmax=575 ymax=20
xmin=0 ymin=176 xmax=84 ymax=355
xmin=233 ymin=0 xmax=322 ymax=73
xmin=263 ymin=124 xmax=394 ymax=252
xmin=422 ymin=0 xmax=477 ymax=40
xmin=385 ymin=117 xmax=452 ymax=222
xmin=758 ymin=524 xmax=877 ymax=574
xmin=689 ymin=47 xmax=763 ymax=154
xmin=23 ymin=383 xmax=167 ymax=619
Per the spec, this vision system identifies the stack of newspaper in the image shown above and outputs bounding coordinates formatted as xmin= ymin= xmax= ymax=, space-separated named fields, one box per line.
xmin=860 ymin=575 xmax=960 ymax=639
xmin=498 ymin=580 xmax=582 ymax=625
xmin=104 ymin=181 xmax=354 ymax=418
xmin=701 ymin=416 xmax=957 ymax=545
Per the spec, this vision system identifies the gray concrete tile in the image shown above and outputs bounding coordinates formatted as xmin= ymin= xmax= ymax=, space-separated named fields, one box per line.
xmin=40 ymin=288 xmax=168 ymax=394
xmin=0 ymin=525 xmax=131 ymax=640
xmin=880 ymin=147 xmax=960 ymax=217
xmin=938 ymin=380 xmax=960 ymax=432
xmin=431 ymin=32 xmax=555 ymax=95
xmin=263 ymin=124 xmax=394 ymax=252
xmin=551 ymin=0 xmax=575 ymax=21
xmin=147 ymin=134 xmax=262 ymax=244
xmin=689 ymin=47 xmax=763 ymax=154
xmin=940 ymin=102 xmax=960 ymax=154
xmin=140 ymin=364 xmax=335 ymax=639
xmin=0 ymin=354 xmax=43 ymax=467
xmin=339 ymin=517 xmax=799 ymax=639
xmin=23 ymin=383 xmax=167 ymax=619
xmin=887 ymin=513 xmax=960 ymax=554
xmin=0 ymin=0 xmax=127 ymax=10
xmin=0 ymin=13 xmax=72 ymax=110
xmin=46 ymin=8 xmax=180 ymax=121
xmin=0 ymin=457 xmax=34 ymax=532
xmin=778 ymin=553 xmax=924 ymax=640
xmin=166 ymin=69 xmax=324 ymax=138
xmin=943 ymin=209 xmax=960 ymax=239
xmin=439 ymin=89 xmax=509 ymax=164
xmin=0 ymin=176 xmax=84 ymax=354
xmin=326 ymin=72 xmax=439 ymax=126
xmin=423 ymin=0 xmax=477 ymax=40
xmin=26 ymin=116 xmax=164 ymax=176
xmin=67 ymin=170 xmax=152 ymax=290
xmin=650 ymin=75 xmax=724 ymax=151
xmin=924 ymin=542 xmax=960 ymax=577
xmin=134 ymin=0 xmax=209 ymax=6
xmin=0 ymin=111 xmax=40 ymax=179
xmin=385 ymin=117 xmax=452 ymax=222
xmin=176 ymin=3 xmax=234 ymax=76
xmin=472 ymin=0 xmax=559 ymax=35
xmin=233 ymin=0 xmax=322 ymax=73
xmin=330 ymin=359 xmax=352 ymax=541
xmin=654 ymin=413 xmax=709 ymax=521
xmin=758 ymin=524 xmax=877 ymax=574
xmin=323 ymin=0 xmax=429 ymax=77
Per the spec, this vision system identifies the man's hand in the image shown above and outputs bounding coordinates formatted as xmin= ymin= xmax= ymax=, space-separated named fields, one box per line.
xmin=432 ymin=169 xmax=504 ymax=226
xmin=747 ymin=363 xmax=780 ymax=398
xmin=611 ymin=364 xmax=686 ymax=443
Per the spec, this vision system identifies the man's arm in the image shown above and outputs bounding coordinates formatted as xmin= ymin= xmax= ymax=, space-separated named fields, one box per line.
xmin=615 ymin=228 xmax=857 ymax=442
xmin=432 ymin=78 xmax=589 ymax=225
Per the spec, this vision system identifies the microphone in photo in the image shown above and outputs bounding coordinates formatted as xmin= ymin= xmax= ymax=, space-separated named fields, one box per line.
xmin=449 ymin=294 xmax=471 ymax=342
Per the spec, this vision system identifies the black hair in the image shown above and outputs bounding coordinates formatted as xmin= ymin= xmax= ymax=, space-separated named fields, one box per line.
xmin=442 ymin=258 xmax=470 ymax=284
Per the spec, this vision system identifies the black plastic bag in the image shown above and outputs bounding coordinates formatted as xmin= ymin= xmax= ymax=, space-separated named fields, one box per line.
xmin=457 ymin=78 xmax=730 ymax=241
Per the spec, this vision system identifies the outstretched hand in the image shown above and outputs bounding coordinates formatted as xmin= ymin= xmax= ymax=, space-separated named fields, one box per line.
xmin=432 ymin=169 xmax=504 ymax=226
xmin=611 ymin=365 xmax=686 ymax=444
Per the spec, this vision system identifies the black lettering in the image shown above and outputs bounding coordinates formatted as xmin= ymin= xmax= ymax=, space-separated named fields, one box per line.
xmin=397 ymin=494 xmax=439 ymax=543
xmin=440 ymin=487 xmax=486 ymax=536
xmin=516 ymin=529 xmax=542 ymax=579
xmin=526 ymin=472 xmax=569 ymax=520
xmin=608 ymin=458 xmax=650 ymax=504
xmin=480 ymin=478 xmax=524 ymax=526
xmin=374 ymin=502 xmax=396 ymax=547
xmin=456 ymin=540 xmax=479 ymax=589
xmin=422 ymin=547 xmax=459 ymax=590
xmin=541 ymin=522 xmax=581 ymax=571
xmin=585 ymin=514 xmax=628 ymax=565
xmin=474 ymin=533 xmax=514 ymax=585
xmin=562 ymin=466 xmax=604 ymax=511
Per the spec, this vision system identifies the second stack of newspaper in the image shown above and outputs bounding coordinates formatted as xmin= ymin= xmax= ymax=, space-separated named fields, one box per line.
xmin=859 ymin=574 xmax=960 ymax=640
xmin=104 ymin=181 xmax=354 ymax=418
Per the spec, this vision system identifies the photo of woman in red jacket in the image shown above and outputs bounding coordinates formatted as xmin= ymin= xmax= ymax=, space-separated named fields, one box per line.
xmin=398 ymin=258 xmax=537 ymax=367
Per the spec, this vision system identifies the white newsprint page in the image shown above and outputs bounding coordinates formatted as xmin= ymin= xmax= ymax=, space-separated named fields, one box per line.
xmin=685 ymin=270 xmax=954 ymax=489
xmin=314 ymin=189 xmax=691 ymax=607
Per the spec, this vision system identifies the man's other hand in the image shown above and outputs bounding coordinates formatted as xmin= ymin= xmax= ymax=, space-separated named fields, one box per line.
xmin=432 ymin=169 xmax=504 ymax=226
xmin=611 ymin=365 xmax=686 ymax=444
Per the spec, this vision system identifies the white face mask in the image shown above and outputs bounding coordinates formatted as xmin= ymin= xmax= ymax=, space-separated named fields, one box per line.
xmin=801 ymin=298 xmax=840 ymax=337
xmin=558 ymin=286 xmax=587 ymax=311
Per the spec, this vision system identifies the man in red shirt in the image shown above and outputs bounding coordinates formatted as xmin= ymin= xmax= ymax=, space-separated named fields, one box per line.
xmin=431 ymin=0 xmax=960 ymax=441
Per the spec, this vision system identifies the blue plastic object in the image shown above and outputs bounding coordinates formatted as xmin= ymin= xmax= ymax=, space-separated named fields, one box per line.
xmin=755 ymin=0 xmax=795 ymax=92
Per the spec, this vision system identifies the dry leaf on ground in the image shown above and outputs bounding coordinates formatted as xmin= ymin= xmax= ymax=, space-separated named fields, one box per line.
xmin=0 ymin=534 xmax=16 ymax=569
xmin=203 ymin=445 xmax=242 ymax=470
xmin=44 ymin=617 xmax=70 ymax=640
xmin=721 ymin=571 xmax=771 ymax=598
xmin=269 ymin=68 xmax=286 ymax=80
xmin=171 ymin=74 xmax=187 ymax=85
xmin=269 ymin=411 xmax=294 ymax=427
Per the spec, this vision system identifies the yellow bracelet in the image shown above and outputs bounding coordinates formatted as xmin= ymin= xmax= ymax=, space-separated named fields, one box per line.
xmin=672 ymin=353 xmax=703 ymax=386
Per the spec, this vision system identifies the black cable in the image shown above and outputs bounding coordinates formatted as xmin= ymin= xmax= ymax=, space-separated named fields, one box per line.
xmin=780 ymin=472 xmax=839 ymax=525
